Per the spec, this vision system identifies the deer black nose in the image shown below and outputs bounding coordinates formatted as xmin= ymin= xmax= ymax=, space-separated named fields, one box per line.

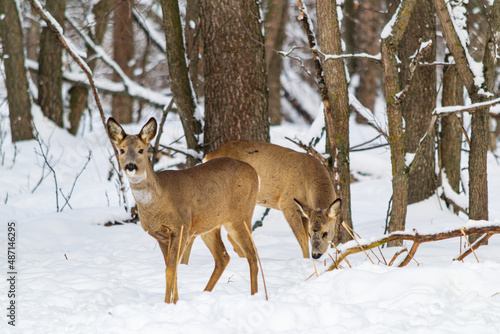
xmin=125 ymin=163 xmax=138 ymax=172
xmin=312 ymin=253 xmax=322 ymax=259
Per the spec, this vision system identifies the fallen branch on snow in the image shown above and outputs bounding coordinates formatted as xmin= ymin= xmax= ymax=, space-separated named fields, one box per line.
xmin=327 ymin=222 xmax=500 ymax=271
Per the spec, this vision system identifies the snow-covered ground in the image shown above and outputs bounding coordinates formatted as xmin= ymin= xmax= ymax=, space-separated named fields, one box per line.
xmin=2 ymin=105 xmax=500 ymax=333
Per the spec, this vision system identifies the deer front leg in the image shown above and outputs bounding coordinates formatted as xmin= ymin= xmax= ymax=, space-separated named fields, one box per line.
xmin=281 ymin=204 xmax=310 ymax=258
xmin=158 ymin=238 xmax=182 ymax=304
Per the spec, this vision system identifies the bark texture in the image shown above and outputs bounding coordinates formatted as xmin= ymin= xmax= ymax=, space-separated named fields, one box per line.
xmin=161 ymin=0 xmax=202 ymax=165
xmin=439 ymin=63 xmax=463 ymax=197
xmin=399 ymin=0 xmax=437 ymax=204
xmin=354 ymin=0 xmax=380 ymax=117
xmin=112 ymin=0 xmax=134 ymax=124
xmin=38 ymin=0 xmax=66 ymax=127
xmin=68 ymin=0 xmax=113 ymax=135
xmin=265 ymin=0 xmax=288 ymax=125
xmin=200 ymin=0 xmax=269 ymax=153
xmin=0 ymin=0 xmax=34 ymax=142
xmin=316 ymin=0 xmax=353 ymax=244
xmin=381 ymin=0 xmax=417 ymax=246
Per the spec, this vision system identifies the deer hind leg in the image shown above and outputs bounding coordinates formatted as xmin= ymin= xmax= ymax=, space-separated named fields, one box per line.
xmin=227 ymin=234 xmax=245 ymax=258
xmin=281 ymin=204 xmax=310 ymax=258
xmin=224 ymin=223 xmax=259 ymax=295
xmin=201 ymin=227 xmax=230 ymax=292
xmin=180 ymin=236 xmax=195 ymax=265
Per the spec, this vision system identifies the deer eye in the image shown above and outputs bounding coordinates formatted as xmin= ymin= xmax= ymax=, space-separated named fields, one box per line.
xmin=322 ymin=232 xmax=328 ymax=239
xmin=120 ymin=149 xmax=125 ymax=154
xmin=138 ymin=149 xmax=144 ymax=154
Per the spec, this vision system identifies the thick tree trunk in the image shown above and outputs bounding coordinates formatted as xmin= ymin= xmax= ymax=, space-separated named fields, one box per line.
xmin=316 ymin=0 xmax=353 ymax=244
xmin=354 ymin=0 xmax=380 ymax=118
xmin=161 ymin=0 xmax=203 ymax=166
xmin=399 ymin=0 xmax=437 ymax=204
xmin=381 ymin=0 xmax=417 ymax=247
xmin=439 ymin=63 xmax=463 ymax=199
xmin=184 ymin=0 xmax=203 ymax=99
xmin=432 ymin=0 xmax=497 ymax=243
xmin=0 ymin=0 xmax=34 ymax=142
xmin=112 ymin=0 xmax=134 ymax=124
xmin=68 ymin=0 xmax=113 ymax=135
xmin=200 ymin=0 xmax=269 ymax=153
xmin=38 ymin=0 xmax=65 ymax=127
xmin=265 ymin=0 xmax=288 ymax=125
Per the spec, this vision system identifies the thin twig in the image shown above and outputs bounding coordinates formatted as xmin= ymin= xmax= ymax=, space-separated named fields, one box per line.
xmin=460 ymin=228 xmax=480 ymax=263
xmin=388 ymin=248 xmax=408 ymax=266
xmin=342 ymin=222 xmax=375 ymax=264
xmin=60 ymin=151 xmax=92 ymax=211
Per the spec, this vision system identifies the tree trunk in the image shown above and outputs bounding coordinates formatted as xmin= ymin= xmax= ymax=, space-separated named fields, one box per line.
xmin=381 ymin=0 xmax=417 ymax=247
xmin=468 ymin=0 xmax=498 ymax=243
xmin=38 ymin=0 xmax=65 ymax=127
xmin=112 ymin=0 xmax=134 ymax=124
xmin=0 ymin=0 xmax=34 ymax=142
xmin=184 ymin=0 xmax=203 ymax=99
xmin=160 ymin=0 xmax=203 ymax=166
xmin=354 ymin=0 xmax=380 ymax=119
xmin=342 ymin=0 xmax=356 ymax=74
xmin=439 ymin=63 xmax=463 ymax=200
xmin=265 ymin=0 xmax=288 ymax=125
xmin=399 ymin=0 xmax=437 ymax=204
xmin=431 ymin=0 xmax=497 ymax=243
xmin=26 ymin=6 xmax=40 ymax=61
xmin=68 ymin=0 xmax=113 ymax=135
xmin=316 ymin=0 xmax=353 ymax=244
xmin=200 ymin=0 xmax=269 ymax=153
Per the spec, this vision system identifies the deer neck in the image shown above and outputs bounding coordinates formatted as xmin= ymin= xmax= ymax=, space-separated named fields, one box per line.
xmin=126 ymin=162 xmax=159 ymax=206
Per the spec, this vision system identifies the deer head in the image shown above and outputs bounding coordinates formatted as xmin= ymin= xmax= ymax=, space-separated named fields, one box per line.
xmin=107 ymin=117 xmax=157 ymax=183
xmin=294 ymin=198 xmax=341 ymax=259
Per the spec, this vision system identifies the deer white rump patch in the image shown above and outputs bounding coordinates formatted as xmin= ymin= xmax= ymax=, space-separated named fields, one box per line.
xmin=127 ymin=172 xmax=146 ymax=184
xmin=132 ymin=189 xmax=152 ymax=204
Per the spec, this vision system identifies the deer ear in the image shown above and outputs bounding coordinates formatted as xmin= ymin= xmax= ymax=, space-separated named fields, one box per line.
xmin=327 ymin=198 xmax=341 ymax=219
xmin=107 ymin=118 xmax=126 ymax=144
xmin=294 ymin=198 xmax=311 ymax=219
xmin=139 ymin=117 xmax=157 ymax=144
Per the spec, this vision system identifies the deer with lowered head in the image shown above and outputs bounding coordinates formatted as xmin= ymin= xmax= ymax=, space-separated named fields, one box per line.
xmin=203 ymin=140 xmax=341 ymax=259
xmin=107 ymin=118 xmax=259 ymax=304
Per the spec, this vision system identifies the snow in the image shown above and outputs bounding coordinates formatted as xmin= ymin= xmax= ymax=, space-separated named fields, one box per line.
xmin=445 ymin=0 xmax=485 ymax=89
xmin=380 ymin=1 xmax=401 ymax=39
xmin=2 ymin=4 xmax=500 ymax=329
xmin=2 ymin=102 xmax=500 ymax=333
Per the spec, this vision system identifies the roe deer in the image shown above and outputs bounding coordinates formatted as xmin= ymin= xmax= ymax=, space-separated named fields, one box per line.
xmin=107 ymin=118 xmax=259 ymax=303
xmin=204 ymin=141 xmax=341 ymax=259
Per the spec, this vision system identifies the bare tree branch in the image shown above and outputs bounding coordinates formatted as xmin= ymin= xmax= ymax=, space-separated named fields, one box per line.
xmin=28 ymin=0 xmax=128 ymax=209
xmin=328 ymin=223 xmax=500 ymax=271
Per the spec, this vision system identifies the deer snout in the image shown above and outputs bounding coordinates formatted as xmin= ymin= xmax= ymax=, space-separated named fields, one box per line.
xmin=312 ymin=252 xmax=323 ymax=259
xmin=124 ymin=163 xmax=138 ymax=173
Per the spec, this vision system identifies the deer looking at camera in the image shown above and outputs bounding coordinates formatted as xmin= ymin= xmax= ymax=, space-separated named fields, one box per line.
xmin=203 ymin=141 xmax=341 ymax=259
xmin=107 ymin=118 xmax=259 ymax=304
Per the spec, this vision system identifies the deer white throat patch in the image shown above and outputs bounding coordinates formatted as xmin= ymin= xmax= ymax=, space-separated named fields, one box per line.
xmin=126 ymin=172 xmax=146 ymax=184
xmin=132 ymin=189 xmax=152 ymax=204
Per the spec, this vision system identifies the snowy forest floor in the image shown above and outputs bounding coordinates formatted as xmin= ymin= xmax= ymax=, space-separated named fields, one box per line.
xmin=2 ymin=106 xmax=500 ymax=333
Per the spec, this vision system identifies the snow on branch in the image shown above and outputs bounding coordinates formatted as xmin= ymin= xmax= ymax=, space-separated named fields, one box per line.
xmin=65 ymin=15 xmax=172 ymax=108
xmin=431 ymin=0 xmax=487 ymax=98
xmin=328 ymin=221 xmax=500 ymax=271
xmin=434 ymin=96 xmax=500 ymax=115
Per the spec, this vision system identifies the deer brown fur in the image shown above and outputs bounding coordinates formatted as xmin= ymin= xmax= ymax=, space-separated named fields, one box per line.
xmin=204 ymin=140 xmax=341 ymax=259
xmin=107 ymin=118 xmax=259 ymax=303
